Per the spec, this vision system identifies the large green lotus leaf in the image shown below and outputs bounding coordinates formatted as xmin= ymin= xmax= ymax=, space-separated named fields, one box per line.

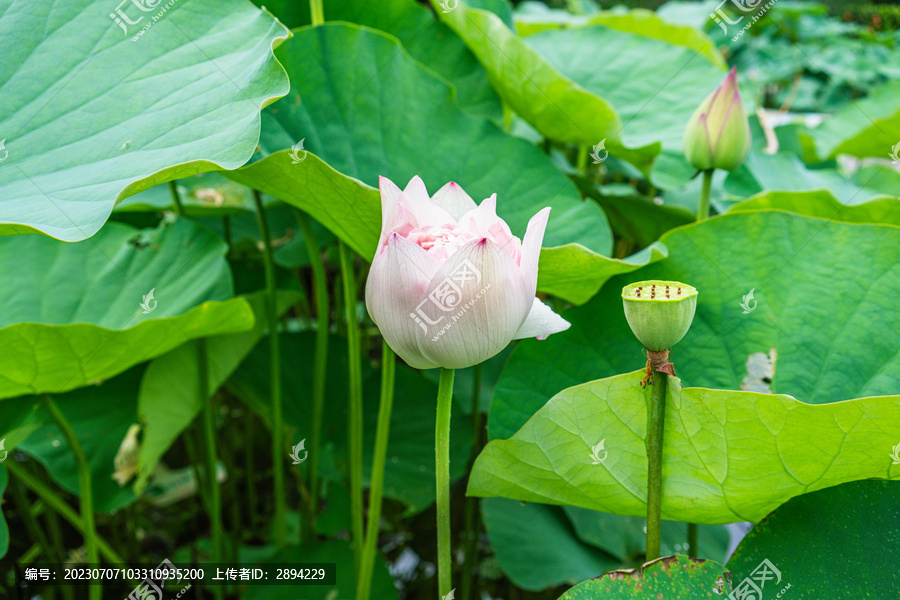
xmin=0 ymin=0 xmax=290 ymax=241
xmin=227 ymin=332 xmax=472 ymax=514
xmin=134 ymin=290 xmax=299 ymax=492
xmin=491 ymin=211 xmax=900 ymax=444
xmin=523 ymin=26 xmax=726 ymax=153
xmin=576 ymin=180 xmax=695 ymax=247
xmin=0 ymin=218 xmax=255 ymax=398
xmin=470 ymin=370 xmax=900 ymax=524
xmin=252 ymin=0 xmax=503 ymax=119
xmin=0 ymin=398 xmax=45 ymax=449
xmin=730 ymin=189 xmax=900 ymax=226
xmin=431 ymin=1 xmax=661 ymax=170
xmin=0 ymin=463 xmax=7 ymax=559
xmin=225 ymin=23 xmax=611 ymax=259
xmin=656 ymin=0 xmax=721 ymax=29
xmin=853 ymin=164 xmax=900 ymax=198
xmin=538 ymin=242 xmax=668 ymax=305
xmin=15 ymin=367 xmax=145 ymax=512
xmin=585 ymin=11 xmax=725 ymax=68
xmin=224 ymin=154 xmax=380 ymax=259
xmin=513 ymin=0 xmax=595 ymax=34
xmin=516 ymin=8 xmax=725 ymax=69
xmin=722 ymin=151 xmax=890 ymax=206
xmin=556 ymin=555 xmax=732 ymax=599
xmin=727 ymin=479 xmax=900 ymax=598
xmin=482 ymin=498 xmax=621 ymax=591
xmin=482 ymin=498 xmax=729 ymax=591
xmin=811 ymin=80 xmax=900 ymax=159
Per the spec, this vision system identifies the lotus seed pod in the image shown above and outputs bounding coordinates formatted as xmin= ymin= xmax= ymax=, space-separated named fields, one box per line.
xmin=622 ymin=280 xmax=698 ymax=351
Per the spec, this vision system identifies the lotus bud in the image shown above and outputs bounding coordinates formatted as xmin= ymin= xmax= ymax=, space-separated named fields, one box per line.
xmin=365 ymin=176 xmax=571 ymax=370
xmin=622 ymin=280 xmax=697 ymax=352
xmin=683 ymin=67 xmax=751 ymax=172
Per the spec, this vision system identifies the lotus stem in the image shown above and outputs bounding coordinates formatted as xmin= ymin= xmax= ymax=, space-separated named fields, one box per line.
xmin=41 ymin=396 xmax=100 ymax=599
xmin=688 ymin=522 xmax=698 ymax=557
xmin=356 ymin=341 xmax=396 ymax=600
xmin=310 ymin=0 xmax=324 ymax=26
xmin=461 ymin=364 xmax=483 ymax=600
xmin=6 ymin=462 xmax=130 ymax=573
xmin=167 ymin=180 xmax=185 ymax=216
xmin=198 ymin=341 xmax=225 ymax=600
xmin=645 ymin=365 xmax=667 ymax=561
xmin=8 ymin=476 xmax=59 ymax=564
xmin=340 ymin=241 xmax=365 ymax=569
xmin=295 ymin=209 xmax=329 ymax=536
xmin=253 ymin=189 xmax=287 ymax=547
xmin=697 ymin=169 xmax=714 ymax=221
xmin=576 ymin=145 xmax=589 ymax=171
xmin=435 ymin=368 xmax=455 ymax=597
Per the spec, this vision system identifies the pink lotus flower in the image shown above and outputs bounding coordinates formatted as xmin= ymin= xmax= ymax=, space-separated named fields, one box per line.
xmin=365 ymin=176 xmax=570 ymax=369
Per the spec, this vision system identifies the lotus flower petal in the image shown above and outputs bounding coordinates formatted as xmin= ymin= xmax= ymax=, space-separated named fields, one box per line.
xmin=514 ymin=298 xmax=571 ymax=340
xmin=366 ymin=233 xmax=441 ymax=369
xmin=431 ymin=181 xmax=478 ymax=221
xmin=414 ymin=238 xmax=531 ymax=369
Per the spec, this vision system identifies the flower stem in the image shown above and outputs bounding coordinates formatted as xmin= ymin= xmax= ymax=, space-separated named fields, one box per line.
xmin=168 ymin=180 xmax=185 ymax=216
xmin=8 ymin=476 xmax=58 ymax=564
xmin=461 ymin=364 xmax=483 ymax=600
xmin=253 ymin=189 xmax=286 ymax=547
xmin=340 ymin=241 xmax=365 ymax=569
xmin=645 ymin=370 xmax=667 ymax=561
xmin=295 ymin=210 xmax=329 ymax=535
xmin=6 ymin=462 xmax=129 ymax=568
xmin=687 ymin=522 xmax=698 ymax=557
xmin=356 ymin=341 xmax=396 ymax=600
xmin=697 ymin=169 xmax=714 ymax=221
xmin=199 ymin=341 xmax=225 ymax=600
xmin=40 ymin=396 xmax=100 ymax=599
xmin=309 ymin=0 xmax=324 ymax=26
xmin=435 ymin=368 xmax=456 ymax=597
xmin=576 ymin=145 xmax=589 ymax=171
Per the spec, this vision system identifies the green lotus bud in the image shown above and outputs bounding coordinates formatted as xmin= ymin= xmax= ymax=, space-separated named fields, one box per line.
xmin=622 ymin=280 xmax=698 ymax=351
xmin=683 ymin=67 xmax=751 ymax=172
